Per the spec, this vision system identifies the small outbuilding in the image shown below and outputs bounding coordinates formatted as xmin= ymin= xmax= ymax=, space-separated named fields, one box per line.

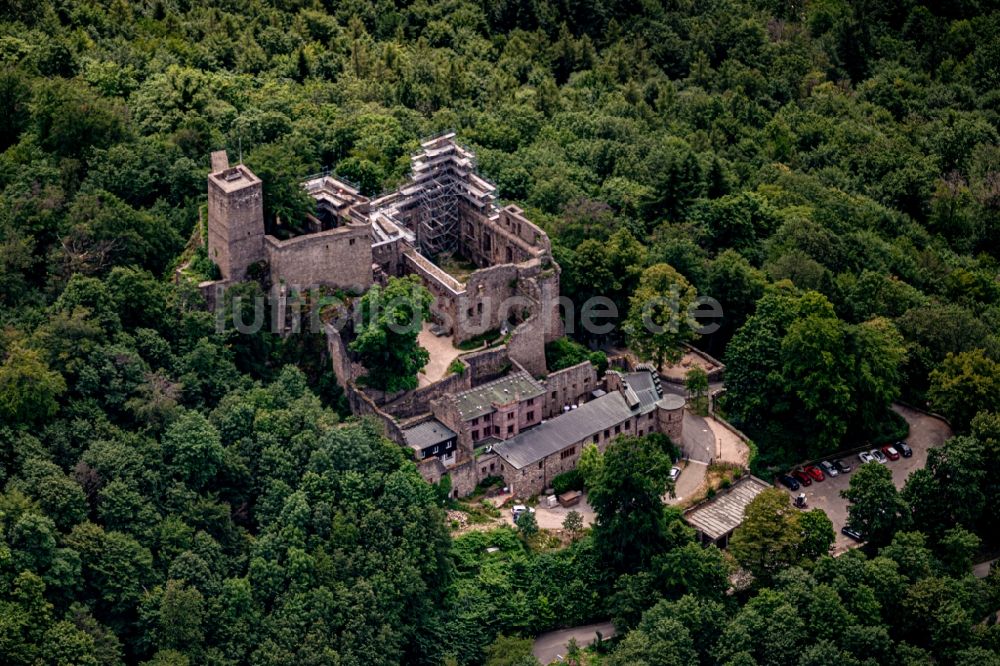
xmin=683 ymin=475 xmax=772 ymax=548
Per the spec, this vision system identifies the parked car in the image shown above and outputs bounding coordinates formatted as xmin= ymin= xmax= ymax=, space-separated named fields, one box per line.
xmin=835 ymin=460 xmax=852 ymax=474
xmin=858 ymin=451 xmax=876 ymax=465
xmin=841 ymin=525 xmax=864 ymax=541
xmin=670 ymin=466 xmax=681 ymax=483
xmin=792 ymin=469 xmax=813 ymax=486
xmin=881 ymin=445 xmax=900 ymax=461
xmin=870 ymin=449 xmax=888 ymax=464
xmin=804 ymin=465 xmax=825 ymax=481
xmin=511 ymin=505 xmax=535 ymax=522
xmin=895 ymin=440 xmax=913 ymax=458
xmin=778 ymin=474 xmax=800 ymax=491
xmin=819 ymin=460 xmax=839 ymax=477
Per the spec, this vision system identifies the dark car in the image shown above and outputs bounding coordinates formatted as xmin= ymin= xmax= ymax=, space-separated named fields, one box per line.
xmin=841 ymin=525 xmax=864 ymax=541
xmin=792 ymin=469 xmax=813 ymax=486
xmin=895 ymin=440 xmax=913 ymax=458
xmin=835 ymin=460 xmax=852 ymax=474
xmin=778 ymin=474 xmax=800 ymax=491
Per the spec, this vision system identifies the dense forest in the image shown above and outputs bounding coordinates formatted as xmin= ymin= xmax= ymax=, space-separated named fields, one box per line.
xmin=2 ymin=0 xmax=1000 ymax=664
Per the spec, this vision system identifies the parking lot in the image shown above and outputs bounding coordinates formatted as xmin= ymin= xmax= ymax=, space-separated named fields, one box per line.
xmin=777 ymin=404 xmax=953 ymax=553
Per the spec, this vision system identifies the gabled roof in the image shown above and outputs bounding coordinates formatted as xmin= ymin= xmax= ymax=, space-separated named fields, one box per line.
xmin=401 ymin=419 xmax=457 ymax=451
xmin=492 ymin=380 xmax=661 ymax=470
xmin=683 ymin=476 xmax=773 ymax=540
xmin=453 ymin=371 xmax=545 ymax=421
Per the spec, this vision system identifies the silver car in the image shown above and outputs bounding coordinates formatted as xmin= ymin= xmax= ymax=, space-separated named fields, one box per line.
xmin=870 ymin=449 xmax=888 ymax=464
xmin=819 ymin=460 xmax=838 ymax=477
xmin=858 ymin=451 xmax=876 ymax=464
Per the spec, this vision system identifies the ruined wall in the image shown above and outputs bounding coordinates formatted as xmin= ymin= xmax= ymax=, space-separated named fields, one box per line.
xmin=448 ymin=459 xmax=480 ymax=497
xmin=265 ymin=225 xmax=372 ymax=292
xmin=460 ymin=347 xmax=512 ymax=385
xmin=379 ymin=370 xmax=472 ymax=420
xmin=453 ymin=263 xmax=519 ymax=343
xmin=542 ymin=361 xmax=598 ymax=419
xmin=430 ymin=394 xmax=474 ymax=461
xmin=505 ymin=315 xmax=546 ymax=378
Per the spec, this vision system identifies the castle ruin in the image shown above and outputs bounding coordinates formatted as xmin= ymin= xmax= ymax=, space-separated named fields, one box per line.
xmin=200 ymin=133 xmax=684 ymax=498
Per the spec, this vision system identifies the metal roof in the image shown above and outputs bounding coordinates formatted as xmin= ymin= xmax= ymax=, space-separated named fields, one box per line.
xmin=492 ymin=383 xmax=660 ymax=469
xmin=401 ymin=419 xmax=457 ymax=450
xmin=683 ymin=476 xmax=773 ymax=541
xmin=453 ymin=371 xmax=545 ymax=421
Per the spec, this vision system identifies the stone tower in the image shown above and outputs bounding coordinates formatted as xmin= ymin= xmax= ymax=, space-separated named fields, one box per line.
xmin=207 ymin=150 xmax=265 ymax=281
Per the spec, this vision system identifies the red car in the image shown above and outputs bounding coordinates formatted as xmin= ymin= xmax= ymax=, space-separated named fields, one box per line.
xmin=881 ymin=445 xmax=900 ymax=461
xmin=792 ymin=469 xmax=813 ymax=486
xmin=803 ymin=465 xmax=825 ymax=482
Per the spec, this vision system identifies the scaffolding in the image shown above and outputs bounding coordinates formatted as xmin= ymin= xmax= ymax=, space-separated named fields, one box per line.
xmin=407 ymin=133 xmax=496 ymax=260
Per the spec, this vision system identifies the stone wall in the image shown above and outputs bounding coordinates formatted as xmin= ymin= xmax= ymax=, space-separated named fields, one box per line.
xmin=461 ymin=347 xmax=512 ymax=384
xmin=542 ymin=361 xmax=598 ymax=419
xmin=379 ymin=370 xmax=472 ymax=420
xmin=505 ymin=315 xmax=547 ymax=378
xmin=265 ymin=225 xmax=372 ymax=292
xmin=656 ymin=402 xmax=685 ymax=443
xmin=207 ymin=162 xmax=265 ymax=282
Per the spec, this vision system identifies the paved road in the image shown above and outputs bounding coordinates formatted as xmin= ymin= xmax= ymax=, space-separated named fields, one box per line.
xmin=974 ymin=558 xmax=997 ymax=578
xmin=683 ymin=411 xmax=716 ymax=463
xmin=532 ymin=621 xmax=615 ymax=664
xmin=666 ymin=459 xmax=707 ymax=505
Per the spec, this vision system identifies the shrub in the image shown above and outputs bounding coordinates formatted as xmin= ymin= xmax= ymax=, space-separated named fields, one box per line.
xmin=552 ymin=469 xmax=584 ymax=495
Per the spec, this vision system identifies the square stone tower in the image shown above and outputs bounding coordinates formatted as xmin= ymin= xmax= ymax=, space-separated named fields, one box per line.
xmin=207 ymin=150 xmax=265 ymax=281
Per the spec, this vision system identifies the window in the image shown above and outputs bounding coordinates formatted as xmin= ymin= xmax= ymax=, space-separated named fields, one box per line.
xmin=526 ymin=411 xmax=534 ymax=421
xmin=538 ymin=462 xmax=543 ymax=469
xmin=507 ymin=425 xmax=514 ymax=435
xmin=494 ymin=425 xmax=500 ymax=435
xmin=527 ymin=398 xmax=534 ymax=406
xmin=507 ymin=412 xmax=515 ymax=421
xmin=349 ymin=238 xmax=355 ymax=246
xmin=560 ymin=447 xmax=576 ymax=460
xmin=432 ymin=445 xmax=439 ymax=454
xmin=477 ymin=302 xmax=483 ymax=313
xmin=604 ymin=429 xmax=610 ymax=439
xmin=551 ymin=391 xmax=557 ymax=399
xmin=467 ymin=307 xmax=474 ymax=317
xmin=614 ymin=425 xmax=621 ymax=434
xmin=648 ymin=413 xmax=654 ymax=421
xmin=639 ymin=429 xmax=644 ymax=436
xmin=471 ymin=430 xmax=479 ymax=440
xmin=490 ymin=463 xmax=495 ymax=472
xmin=482 ymin=467 xmax=487 ymax=475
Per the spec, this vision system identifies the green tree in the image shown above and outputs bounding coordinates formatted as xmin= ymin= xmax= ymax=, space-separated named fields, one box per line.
xmin=685 ymin=367 xmax=709 ymax=416
xmin=516 ymin=511 xmax=538 ymax=539
xmin=484 ymin=635 xmax=540 ymax=666
xmin=625 ymin=263 xmax=699 ymax=369
xmin=350 ymin=276 xmax=432 ymax=393
xmin=928 ymin=349 xmax=1000 ymax=432
xmin=587 ymin=435 xmax=675 ymax=574
xmin=0 ymin=346 xmax=66 ymax=426
xmin=798 ymin=509 xmax=835 ymax=560
xmin=841 ymin=462 xmax=911 ymax=547
xmin=161 ymin=411 xmax=224 ymax=490
xmin=562 ymin=510 xmax=583 ymax=538
xmin=729 ymin=489 xmax=804 ymax=586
